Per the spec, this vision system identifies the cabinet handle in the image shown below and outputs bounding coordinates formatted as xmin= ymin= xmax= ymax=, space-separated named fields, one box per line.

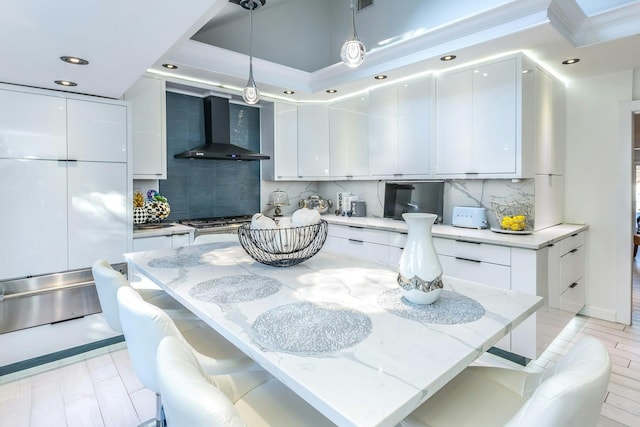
xmin=348 ymin=226 xmax=364 ymax=230
xmin=465 ymin=172 xmax=479 ymax=175
xmin=455 ymin=239 xmax=480 ymax=244
xmin=348 ymin=239 xmax=364 ymax=244
xmin=571 ymin=233 xmax=578 ymax=237
xmin=455 ymin=256 xmax=481 ymax=263
xmin=58 ymin=159 xmax=78 ymax=162
xmin=569 ymin=282 xmax=579 ymax=288
xmin=569 ymin=248 xmax=579 ymax=254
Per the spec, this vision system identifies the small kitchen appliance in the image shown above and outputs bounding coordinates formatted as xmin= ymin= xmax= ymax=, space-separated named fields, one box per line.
xmin=451 ymin=206 xmax=488 ymax=229
xmin=351 ymin=201 xmax=366 ymax=217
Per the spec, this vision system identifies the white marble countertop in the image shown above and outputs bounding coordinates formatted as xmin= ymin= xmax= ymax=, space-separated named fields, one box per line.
xmin=324 ymin=216 xmax=588 ymax=250
xmin=132 ymin=223 xmax=194 ymax=238
xmin=125 ymin=243 xmax=543 ymax=427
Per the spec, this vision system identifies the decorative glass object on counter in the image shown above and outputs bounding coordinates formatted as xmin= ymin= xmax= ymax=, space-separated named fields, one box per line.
xmin=490 ymin=196 xmax=533 ymax=233
xmin=267 ymin=189 xmax=290 ymax=217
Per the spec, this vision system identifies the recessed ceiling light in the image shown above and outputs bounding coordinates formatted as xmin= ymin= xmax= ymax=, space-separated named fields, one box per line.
xmin=440 ymin=55 xmax=456 ymax=61
xmin=283 ymin=90 xmax=295 ymax=95
xmin=162 ymin=63 xmax=178 ymax=70
xmin=562 ymin=58 xmax=580 ymax=65
xmin=374 ymin=75 xmax=388 ymax=80
xmin=60 ymin=56 xmax=89 ymax=65
xmin=55 ymin=80 xmax=77 ymax=87
xmin=326 ymin=89 xmax=338 ymax=93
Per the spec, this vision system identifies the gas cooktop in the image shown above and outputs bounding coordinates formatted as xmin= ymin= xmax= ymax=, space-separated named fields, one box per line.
xmin=178 ymin=215 xmax=253 ymax=229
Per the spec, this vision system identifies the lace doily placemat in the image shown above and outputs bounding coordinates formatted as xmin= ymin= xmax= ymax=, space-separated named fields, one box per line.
xmin=377 ymin=289 xmax=485 ymax=325
xmin=252 ymin=302 xmax=372 ymax=356
xmin=189 ymin=275 xmax=282 ymax=304
xmin=147 ymin=242 xmax=236 ymax=268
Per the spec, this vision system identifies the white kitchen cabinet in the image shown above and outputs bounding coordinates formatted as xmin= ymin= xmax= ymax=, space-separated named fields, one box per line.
xmin=534 ymin=174 xmax=564 ymax=230
xmin=132 ymin=230 xmax=192 ymax=251
xmin=535 ymin=68 xmax=566 ymax=176
xmin=67 ymin=162 xmax=128 ymax=269
xmin=548 ymin=231 xmax=586 ymax=314
xmin=273 ymin=102 xmax=298 ymax=179
xmin=369 ymin=78 xmax=431 ymax=178
xmin=124 ymin=76 xmax=167 ymax=179
xmin=0 ymin=159 xmax=68 ymax=279
xmin=324 ymin=224 xmax=390 ymax=266
xmin=0 ymin=84 xmax=130 ymax=281
xmin=67 ymin=99 xmax=127 ymax=163
xmin=0 ymin=89 xmax=66 ymax=160
xmin=297 ymin=105 xmax=330 ymax=178
xmin=435 ymin=54 xmax=535 ymax=178
xmin=330 ymin=96 xmax=369 ymax=178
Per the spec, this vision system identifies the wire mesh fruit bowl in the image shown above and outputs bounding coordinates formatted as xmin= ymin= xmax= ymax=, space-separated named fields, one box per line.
xmin=237 ymin=220 xmax=329 ymax=267
xmin=490 ymin=197 xmax=533 ymax=232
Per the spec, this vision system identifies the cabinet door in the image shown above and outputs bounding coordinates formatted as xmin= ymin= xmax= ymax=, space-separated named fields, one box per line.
xmin=67 ymin=99 xmax=127 ymax=163
xmin=133 ymin=235 xmax=173 ymax=252
xmin=398 ymin=78 xmax=431 ymax=175
xmin=297 ymin=105 xmax=330 ymax=178
xmin=369 ymin=86 xmax=398 ymax=176
xmin=435 ymin=69 xmax=472 ymax=174
xmin=472 ymin=58 xmax=517 ymax=174
xmin=124 ymin=76 xmax=166 ymax=179
xmin=67 ymin=162 xmax=128 ymax=269
xmin=0 ymin=159 xmax=68 ymax=279
xmin=330 ymin=96 xmax=369 ymax=177
xmin=0 ymin=89 xmax=66 ymax=160
xmin=274 ymin=103 xmax=298 ymax=179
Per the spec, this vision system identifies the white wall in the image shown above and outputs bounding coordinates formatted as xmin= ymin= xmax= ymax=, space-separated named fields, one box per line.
xmin=564 ymin=70 xmax=634 ymax=322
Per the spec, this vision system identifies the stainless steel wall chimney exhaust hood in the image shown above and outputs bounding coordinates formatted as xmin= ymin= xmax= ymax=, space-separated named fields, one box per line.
xmin=174 ymin=96 xmax=270 ymax=160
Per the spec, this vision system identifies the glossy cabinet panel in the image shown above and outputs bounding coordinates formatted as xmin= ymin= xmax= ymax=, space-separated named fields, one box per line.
xmin=67 ymin=162 xmax=128 ymax=269
xmin=67 ymin=99 xmax=127 ymax=162
xmin=297 ymin=105 xmax=330 ymax=177
xmin=330 ymin=96 xmax=369 ymax=177
xmin=369 ymin=86 xmax=398 ymax=176
xmin=0 ymin=89 xmax=66 ymax=160
xmin=274 ymin=103 xmax=298 ymax=179
xmin=0 ymin=159 xmax=68 ymax=278
xmin=124 ymin=76 xmax=167 ymax=179
xmin=397 ymin=79 xmax=431 ymax=176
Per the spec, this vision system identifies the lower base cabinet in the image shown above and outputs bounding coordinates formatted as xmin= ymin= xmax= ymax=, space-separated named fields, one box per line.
xmin=324 ymin=223 xmax=586 ymax=361
xmin=132 ymin=232 xmax=192 ymax=252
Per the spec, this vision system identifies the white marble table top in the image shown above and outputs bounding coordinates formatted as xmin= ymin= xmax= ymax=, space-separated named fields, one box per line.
xmin=125 ymin=243 xmax=543 ymax=427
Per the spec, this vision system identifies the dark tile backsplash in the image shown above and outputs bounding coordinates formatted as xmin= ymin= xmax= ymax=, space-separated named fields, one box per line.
xmin=160 ymin=92 xmax=261 ymax=220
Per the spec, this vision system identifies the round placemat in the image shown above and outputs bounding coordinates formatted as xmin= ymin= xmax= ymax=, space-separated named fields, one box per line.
xmin=147 ymin=242 xmax=237 ymax=268
xmin=189 ymin=275 xmax=283 ymax=304
xmin=378 ymin=289 xmax=485 ymax=325
xmin=252 ymin=302 xmax=372 ymax=356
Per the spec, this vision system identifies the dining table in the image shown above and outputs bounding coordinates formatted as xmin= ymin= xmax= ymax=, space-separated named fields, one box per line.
xmin=124 ymin=241 xmax=543 ymax=427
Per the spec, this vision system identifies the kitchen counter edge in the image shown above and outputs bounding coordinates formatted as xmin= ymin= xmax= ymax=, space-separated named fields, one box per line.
xmin=323 ymin=216 xmax=588 ymax=250
xmin=133 ymin=223 xmax=195 ymax=238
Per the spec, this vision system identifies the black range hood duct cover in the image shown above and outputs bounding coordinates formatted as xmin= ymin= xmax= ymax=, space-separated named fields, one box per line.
xmin=173 ymin=96 xmax=269 ymax=161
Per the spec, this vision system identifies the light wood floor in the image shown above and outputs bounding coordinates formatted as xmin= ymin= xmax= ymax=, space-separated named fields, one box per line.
xmin=2 ymin=266 xmax=640 ymax=426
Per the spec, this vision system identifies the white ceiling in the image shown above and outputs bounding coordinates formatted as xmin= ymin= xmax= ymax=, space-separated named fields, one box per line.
xmin=0 ymin=0 xmax=639 ymax=101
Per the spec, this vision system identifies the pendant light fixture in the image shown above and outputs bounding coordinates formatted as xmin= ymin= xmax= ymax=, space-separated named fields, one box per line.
xmin=340 ymin=0 xmax=366 ymax=68
xmin=242 ymin=0 xmax=260 ymax=104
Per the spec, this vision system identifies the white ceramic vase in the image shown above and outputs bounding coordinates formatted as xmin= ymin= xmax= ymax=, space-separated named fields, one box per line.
xmin=397 ymin=213 xmax=444 ymax=304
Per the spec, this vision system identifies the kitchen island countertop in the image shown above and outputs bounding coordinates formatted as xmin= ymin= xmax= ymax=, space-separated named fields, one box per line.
xmin=323 ymin=216 xmax=587 ymax=250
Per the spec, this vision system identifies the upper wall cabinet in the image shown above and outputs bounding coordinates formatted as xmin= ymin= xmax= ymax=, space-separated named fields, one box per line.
xmin=297 ymin=105 xmax=330 ymax=178
xmin=535 ymin=68 xmax=566 ymax=176
xmin=434 ymin=54 xmax=538 ymax=179
xmin=123 ymin=76 xmax=167 ymax=179
xmin=330 ymin=95 xmax=369 ymax=178
xmin=273 ymin=102 xmax=299 ymax=179
xmin=369 ymin=77 xmax=432 ymax=178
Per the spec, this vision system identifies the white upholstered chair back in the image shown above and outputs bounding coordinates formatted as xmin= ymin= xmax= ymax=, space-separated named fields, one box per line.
xmin=157 ymin=336 xmax=246 ymax=427
xmin=506 ymin=336 xmax=611 ymax=427
xmin=91 ymin=259 xmax=128 ymax=332
xmin=116 ymin=286 xmax=184 ymax=393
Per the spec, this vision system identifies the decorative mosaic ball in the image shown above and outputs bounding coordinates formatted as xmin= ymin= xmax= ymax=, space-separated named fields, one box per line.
xmin=145 ymin=201 xmax=170 ymax=223
xmin=133 ymin=206 xmax=147 ymax=224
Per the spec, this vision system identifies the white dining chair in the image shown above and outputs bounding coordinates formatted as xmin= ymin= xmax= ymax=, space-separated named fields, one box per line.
xmin=91 ymin=259 xmax=195 ymax=333
xmin=156 ymin=335 xmax=336 ymax=427
xmin=117 ymin=286 xmax=258 ymax=427
xmin=399 ymin=336 xmax=611 ymax=427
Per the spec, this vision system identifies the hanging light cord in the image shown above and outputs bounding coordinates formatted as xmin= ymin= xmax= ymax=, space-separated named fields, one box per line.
xmin=249 ymin=2 xmax=254 ymax=78
xmin=350 ymin=0 xmax=358 ymax=39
